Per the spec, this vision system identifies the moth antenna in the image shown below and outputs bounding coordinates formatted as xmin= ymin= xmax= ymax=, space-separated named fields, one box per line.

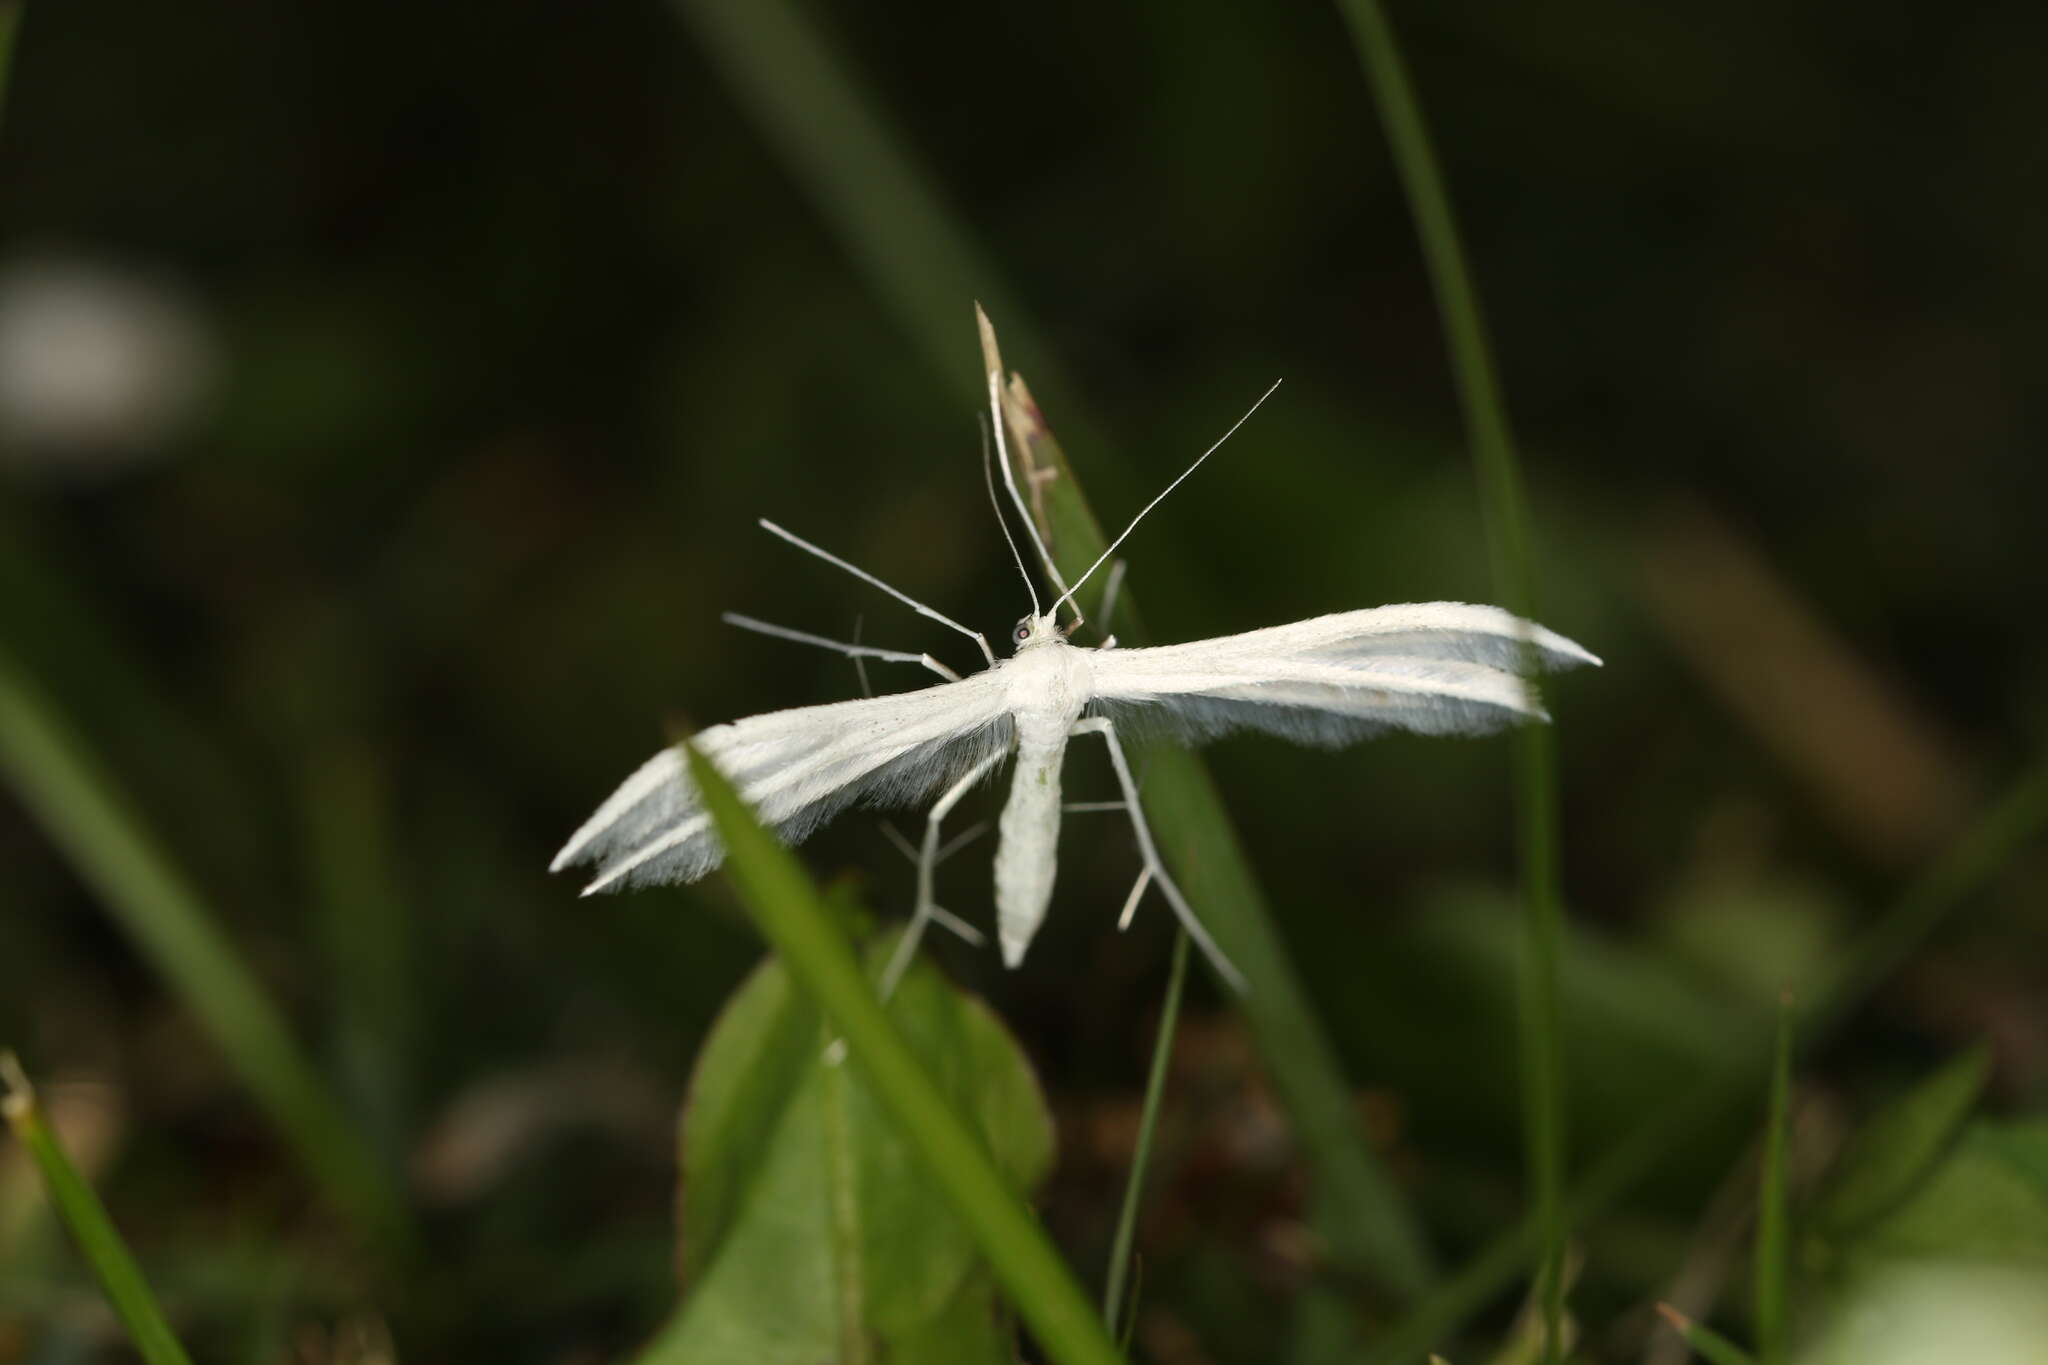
xmin=1054 ymin=378 xmax=1282 ymax=615
xmin=757 ymin=518 xmax=996 ymax=666
xmin=987 ymin=367 xmax=1075 ymax=618
xmin=980 ymin=411 xmax=1040 ymax=617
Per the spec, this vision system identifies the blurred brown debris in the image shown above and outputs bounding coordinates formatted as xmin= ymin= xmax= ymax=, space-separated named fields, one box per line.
xmin=1635 ymin=502 xmax=1976 ymax=867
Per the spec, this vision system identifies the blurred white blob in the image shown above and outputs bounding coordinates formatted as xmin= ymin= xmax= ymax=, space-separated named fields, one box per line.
xmin=1800 ymin=1262 xmax=2048 ymax=1365
xmin=0 ymin=255 xmax=217 ymax=472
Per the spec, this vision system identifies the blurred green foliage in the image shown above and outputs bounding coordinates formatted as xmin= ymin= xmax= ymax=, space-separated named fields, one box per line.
xmin=2 ymin=0 xmax=2046 ymax=1361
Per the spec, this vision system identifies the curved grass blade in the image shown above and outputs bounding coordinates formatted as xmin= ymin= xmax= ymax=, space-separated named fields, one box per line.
xmin=1332 ymin=1 xmax=1574 ymax=1352
xmin=2 ymin=1054 xmax=196 ymax=1365
xmin=678 ymin=737 xmax=1130 ymax=1365
xmin=0 ymin=649 xmax=411 ymax=1254
xmin=671 ymin=0 xmax=1437 ymax=1299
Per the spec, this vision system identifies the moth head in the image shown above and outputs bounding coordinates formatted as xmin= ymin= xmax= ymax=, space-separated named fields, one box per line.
xmin=1010 ymin=612 xmax=1060 ymax=652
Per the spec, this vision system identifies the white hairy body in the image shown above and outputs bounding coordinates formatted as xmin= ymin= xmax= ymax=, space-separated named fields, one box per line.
xmin=992 ymin=635 xmax=1090 ymax=966
xmin=551 ymin=312 xmax=1600 ymax=991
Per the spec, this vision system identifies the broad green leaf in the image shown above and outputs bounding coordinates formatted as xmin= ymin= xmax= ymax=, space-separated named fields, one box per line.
xmin=1841 ymin=1120 xmax=2048 ymax=1266
xmin=1985 ymin=1121 xmax=2048 ymax=1191
xmin=1812 ymin=1045 xmax=1990 ymax=1239
xmin=647 ymin=934 xmax=1054 ymax=1365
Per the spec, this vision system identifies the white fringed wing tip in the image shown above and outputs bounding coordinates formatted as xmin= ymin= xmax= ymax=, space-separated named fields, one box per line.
xmin=1084 ymin=602 xmax=1598 ymax=748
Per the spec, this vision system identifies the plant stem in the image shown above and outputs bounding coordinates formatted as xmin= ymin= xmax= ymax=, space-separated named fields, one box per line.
xmin=1104 ymin=927 xmax=1190 ymax=1333
xmin=1754 ymin=995 xmax=1794 ymax=1365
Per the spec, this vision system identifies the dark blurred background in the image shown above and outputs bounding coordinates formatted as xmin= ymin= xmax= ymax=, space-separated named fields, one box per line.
xmin=3 ymin=0 xmax=2045 ymax=1360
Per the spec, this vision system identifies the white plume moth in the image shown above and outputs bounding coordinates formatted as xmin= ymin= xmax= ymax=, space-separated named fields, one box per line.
xmin=552 ymin=308 xmax=1599 ymax=992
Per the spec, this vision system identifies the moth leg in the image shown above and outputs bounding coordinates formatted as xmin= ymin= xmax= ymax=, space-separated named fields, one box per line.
xmin=881 ymin=818 xmax=991 ymax=869
xmin=1068 ymin=717 xmax=1247 ymax=993
xmin=879 ymin=749 xmax=1007 ymax=999
xmin=878 ymin=823 xmax=987 ymax=946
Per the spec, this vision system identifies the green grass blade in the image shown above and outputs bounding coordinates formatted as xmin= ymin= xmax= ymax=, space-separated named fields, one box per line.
xmin=1329 ymin=0 xmax=1536 ymax=606
xmin=680 ymin=738 xmax=1129 ymax=1365
xmin=0 ymin=649 xmax=411 ymax=1254
xmin=1363 ymin=762 xmax=2048 ymax=1363
xmin=672 ymin=0 xmax=1437 ymax=1299
xmin=1754 ymin=995 xmax=1794 ymax=1365
xmin=1103 ymin=927 xmax=1189 ymax=1334
xmin=305 ymin=745 xmax=416 ymax=1160
xmin=1332 ymin=1 xmax=1567 ymax=1352
xmin=2 ymin=1054 xmax=196 ymax=1365
xmin=1657 ymin=1305 xmax=1761 ymax=1365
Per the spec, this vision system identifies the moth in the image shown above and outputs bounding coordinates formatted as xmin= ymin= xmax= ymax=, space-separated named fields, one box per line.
xmin=552 ymin=311 xmax=1599 ymax=991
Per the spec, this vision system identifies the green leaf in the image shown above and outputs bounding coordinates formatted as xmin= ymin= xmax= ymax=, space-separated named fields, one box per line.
xmin=654 ymin=938 xmax=1053 ymax=1364
xmin=1842 ymin=1120 xmax=2048 ymax=1266
xmin=1813 ymin=1044 xmax=1991 ymax=1238
xmin=643 ymin=738 xmax=1126 ymax=1365
xmin=1985 ymin=1120 xmax=2048 ymax=1191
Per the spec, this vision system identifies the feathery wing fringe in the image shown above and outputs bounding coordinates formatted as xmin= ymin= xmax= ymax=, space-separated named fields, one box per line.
xmin=1088 ymin=604 xmax=1598 ymax=748
xmin=553 ymin=671 xmax=1013 ymax=894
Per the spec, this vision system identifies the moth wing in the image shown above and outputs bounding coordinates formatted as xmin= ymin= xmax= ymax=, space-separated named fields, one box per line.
xmin=553 ymin=669 xmax=1014 ymax=894
xmin=1086 ymin=604 xmax=1597 ymax=747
